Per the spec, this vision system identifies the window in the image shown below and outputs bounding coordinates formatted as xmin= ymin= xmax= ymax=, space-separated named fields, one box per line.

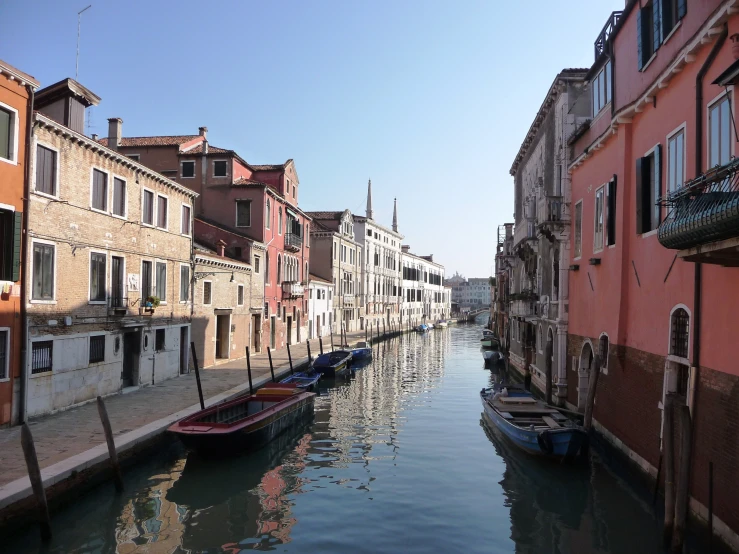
xmin=599 ymin=334 xmax=609 ymax=369
xmin=591 ymin=61 xmax=612 ymax=116
xmin=203 ymin=281 xmax=212 ymax=305
xmin=238 ymin=284 xmax=244 ymax=306
xmin=636 ymin=146 xmax=662 ymax=234
xmin=266 ymin=252 xmax=270 ymax=282
xmin=111 ymin=256 xmax=124 ymax=307
xmin=278 ymin=208 xmax=283 ymax=234
xmin=181 ymin=204 xmax=191 ymax=235
xmin=142 ymin=190 xmax=154 ymax=225
xmin=574 ymin=201 xmax=582 ymax=258
xmin=606 ymin=177 xmax=617 ymax=247
xmin=157 ymin=195 xmax=168 ymax=229
xmin=180 ymin=265 xmax=190 ymax=302
xmin=236 ymin=200 xmax=251 ymax=227
xmin=594 ymin=186 xmax=605 ymax=252
xmin=89 ymin=335 xmax=105 ymax=364
xmin=213 ymin=160 xmax=228 ymax=177
xmin=92 ymin=169 xmax=108 ymax=212
xmin=0 ymin=329 xmax=8 ymax=380
xmin=141 ymin=260 xmax=152 ymax=299
xmin=264 ymin=302 xmax=269 ymax=316
xmin=667 ymin=129 xmax=685 ymax=193
xmin=709 ymin=95 xmax=732 ymax=168
xmin=155 ymin=329 xmax=165 ymax=351
xmin=0 ymin=209 xmax=21 ymax=282
xmin=32 ymin=242 xmax=55 ymax=300
xmin=638 ymin=0 xmax=687 ymax=71
xmin=277 ymin=301 xmax=282 ymax=318
xmin=266 ymin=199 xmax=271 ymax=230
xmin=670 ymin=308 xmax=690 ymax=359
xmin=155 ymin=261 xmax=167 ymax=300
xmin=182 ymin=160 xmax=195 ymax=178
xmin=662 ymin=0 xmax=687 ymax=42
xmin=90 ymin=252 xmax=107 ymax=302
xmin=35 ymin=145 xmax=57 ymax=196
xmin=367 ymin=229 xmax=372 ymax=237
xmin=31 ymin=341 xmax=53 ymax=374
xmin=254 ymin=256 xmax=260 ymax=274
xmin=0 ymin=104 xmax=17 ymax=162
xmin=113 ymin=178 xmax=126 ymax=217
xmin=127 ymin=154 xmax=140 ymax=162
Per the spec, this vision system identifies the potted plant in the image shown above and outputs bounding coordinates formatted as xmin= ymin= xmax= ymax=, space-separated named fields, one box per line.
xmin=144 ymin=295 xmax=161 ymax=313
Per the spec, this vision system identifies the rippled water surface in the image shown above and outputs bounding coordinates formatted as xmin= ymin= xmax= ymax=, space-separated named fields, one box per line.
xmin=3 ymin=323 xmax=723 ymax=553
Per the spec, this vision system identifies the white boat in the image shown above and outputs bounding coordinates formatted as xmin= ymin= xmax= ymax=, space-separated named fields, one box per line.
xmin=436 ymin=321 xmax=448 ymax=328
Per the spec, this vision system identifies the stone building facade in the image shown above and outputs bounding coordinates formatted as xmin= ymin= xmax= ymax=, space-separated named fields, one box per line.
xmin=0 ymin=60 xmax=39 ymax=426
xmin=507 ymin=69 xmax=589 ymax=403
xmin=25 ymin=81 xmax=196 ymax=419
xmin=308 ymin=275 xmax=332 ymax=339
xmin=400 ymin=247 xmax=449 ymax=324
xmin=306 ymin=210 xmax=363 ymax=333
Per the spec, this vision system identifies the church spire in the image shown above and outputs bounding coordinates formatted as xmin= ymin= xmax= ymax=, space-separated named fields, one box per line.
xmin=366 ymin=179 xmax=373 ymax=219
xmin=392 ymin=197 xmax=398 ymax=232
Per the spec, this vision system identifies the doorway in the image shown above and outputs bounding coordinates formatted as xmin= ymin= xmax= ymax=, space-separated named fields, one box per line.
xmin=578 ymin=342 xmax=594 ymax=410
xmin=252 ymin=314 xmax=261 ymax=353
xmin=286 ymin=316 xmax=293 ymax=345
xmin=296 ymin=311 xmax=301 ymax=342
xmin=216 ymin=315 xmax=230 ymax=359
xmin=122 ymin=330 xmax=140 ymax=387
xmin=270 ymin=316 xmax=276 ymax=349
xmin=180 ymin=326 xmax=189 ymax=374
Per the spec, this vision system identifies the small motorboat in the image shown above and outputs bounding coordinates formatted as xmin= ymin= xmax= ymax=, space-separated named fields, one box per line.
xmin=416 ymin=324 xmax=430 ymax=333
xmin=312 ymin=350 xmax=352 ymax=378
xmin=482 ymin=329 xmax=495 ymax=337
xmin=427 ymin=323 xmax=435 ymax=330
xmin=479 ymin=386 xmax=587 ymax=461
xmin=351 ymin=341 xmax=372 ymax=363
xmin=436 ymin=320 xmax=448 ymax=328
xmin=280 ymin=371 xmax=321 ymax=391
xmin=482 ymin=349 xmax=500 ymax=362
xmin=168 ymin=384 xmax=315 ymax=456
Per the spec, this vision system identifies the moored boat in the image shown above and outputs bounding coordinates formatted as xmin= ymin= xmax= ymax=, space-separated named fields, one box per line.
xmin=280 ymin=371 xmax=321 ymax=390
xmin=168 ymin=385 xmax=315 ymax=456
xmin=312 ymin=350 xmax=352 ymax=377
xmin=436 ymin=320 xmax=448 ymax=328
xmin=416 ymin=324 xmax=430 ymax=333
xmin=351 ymin=341 xmax=372 ymax=363
xmin=479 ymin=386 xmax=587 ymax=461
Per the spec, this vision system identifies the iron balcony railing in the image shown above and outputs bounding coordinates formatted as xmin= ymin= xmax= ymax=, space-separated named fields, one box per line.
xmin=282 ymin=281 xmax=305 ymax=298
xmin=537 ymin=195 xmax=564 ymax=225
xmin=284 ymin=233 xmax=302 ymax=251
xmin=594 ymin=11 xmax=623 ymax=60
xmin=658 ymin=157 xmax=739 ymax=251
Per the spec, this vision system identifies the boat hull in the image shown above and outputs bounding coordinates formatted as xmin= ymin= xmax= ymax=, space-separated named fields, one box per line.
xmin=280 ymin=372 xmax=321 ymax=390
xmin=312 ymin=351 xmax=352 ymax=378
xmin=351 ymin=348 xmax=372 ymax=363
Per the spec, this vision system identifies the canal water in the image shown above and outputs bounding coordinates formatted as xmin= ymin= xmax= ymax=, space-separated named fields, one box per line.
xmin=3 ymin=323 xmax=725 ymax=553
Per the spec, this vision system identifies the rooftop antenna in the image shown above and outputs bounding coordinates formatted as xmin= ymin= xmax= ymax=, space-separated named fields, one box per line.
xmin=76 ymin=5 xmax=92 ymax=80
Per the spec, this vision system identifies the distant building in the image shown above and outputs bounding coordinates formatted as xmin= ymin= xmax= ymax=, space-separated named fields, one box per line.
xmin=400 ymin=248 xmax=449 ymax=322
xmin=308 ymin=274 xmax=332 ymax=339
xmin=448 ymin=273 xmax=493 ymax=309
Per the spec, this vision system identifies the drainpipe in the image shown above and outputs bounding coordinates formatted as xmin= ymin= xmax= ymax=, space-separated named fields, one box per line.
xmin=19 ymin=85 xmax=34 ymax=425
xmin=693 ymin=25 xmax=727 ymax=411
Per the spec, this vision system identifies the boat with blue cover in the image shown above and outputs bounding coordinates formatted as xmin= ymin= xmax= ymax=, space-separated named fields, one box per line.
xmin=416 ymin=324 xmax=430 ymax=333
xmin=351 ymin=341 xmax=372 ymax=363
xmin=311 ymin=350 xmax=352 ymax=378
xmin=280 ymin=371 xmax=321 ymax=390
xmin=479 ymin=386 xmax=587 ymax=461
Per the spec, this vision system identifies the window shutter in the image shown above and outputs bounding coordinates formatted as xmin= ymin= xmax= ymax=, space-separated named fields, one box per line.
xmin=677 ymin=0 xmax=686 ymax=20
xmin=637 ymin=9 xmax=644 ymax=70
xmin=11 ymin=211 xmax=22 ymax=282
xmin=661 ymin=0 xmax=673 ymax=38
xmin=653 ymin=0 xmax=663 ymax=53
xmin=654 ymin=144 xmax=662 ymax=227
xmin=607 ymin=177 xmax=617 ymax=246
xmin=636 ymin=158 xmax=644 ymax=234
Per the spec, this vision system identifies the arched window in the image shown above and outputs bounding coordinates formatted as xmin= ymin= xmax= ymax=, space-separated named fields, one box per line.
xmin=668 ymin=306 xmax=691 ymax=402
xmin=670 ymin=308 xmax=690 ymax=359
xmin=552 ymin=248 xmax=560 ymax=301
xmin=278 ymin=207 xmax=283 ymax=234
xmin=599 ymin=333 xmax=609 ymax=369
xmin=305 ymin=262 xmax=309 ymax=283
xmin=265 ymin=252 xmax=270 ymax=282
xmin=537 ymin=324 xmax=543 ymax=352
xmin=266 ymin=199 xmax=271 ymax=230
xmin=277 ymin=254 xmax=282 ymax=284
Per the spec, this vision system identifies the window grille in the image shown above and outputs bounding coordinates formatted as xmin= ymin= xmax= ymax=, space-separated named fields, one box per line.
xmin=32 ymin=341 xmax=53 ymax=374
xmin=670 ymin=309 xmax=689 ymax=359
xmin=89 ymin=335 xmax=105 ymax=363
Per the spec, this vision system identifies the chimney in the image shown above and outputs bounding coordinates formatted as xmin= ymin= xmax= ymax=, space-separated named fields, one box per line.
xmin=401 ymin=245 xmax=410 ymax=253
xmin=91 ymin=133 xmax=98 ymax=141
xmin=217 ymin=239 xmax=226 ymax=257
xmin=199 ymin=126 xmax=208 ymax=139
xmin=107 ymin=118 xmax=123 ymax=151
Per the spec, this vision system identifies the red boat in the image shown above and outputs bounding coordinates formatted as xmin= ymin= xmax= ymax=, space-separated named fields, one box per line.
xmin=168 ymin=383 xmax=315 ymax=456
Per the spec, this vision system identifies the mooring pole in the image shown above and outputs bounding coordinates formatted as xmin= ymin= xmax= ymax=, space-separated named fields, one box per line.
xmin=583 ymin=355 xmax=601 ymax=431
xmin=287 ymin=343 xmax=294 ymax=375
xmin=672 ymin=403 xmax=693 ymax=553
xmin=267 ymin=347 xmax=276 ymax=382
xmin=330 ymin=328 xmax=335 ymax=351
xmin=97 ymin=396 xmax=124 ymax=492
xmin=708 ymin=461 xmax=714 ymax=553
xmin=21 ymin=424 xmax=52 ymax=541
xmin=319 ymin=336 xmax=324 ymax=355
xmin=306 ymin=339 xmax=312 ymax=363
xmin=245 ymin=347 xmax=254 ymax=395
xmin=190 ymin=342 xmax=205 ymax=410
xmin=663 ymin=395 xmax=676 ymax=547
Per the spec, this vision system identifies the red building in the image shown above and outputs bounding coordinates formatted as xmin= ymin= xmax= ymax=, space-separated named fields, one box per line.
xmin=569 ymin=1 xmax=739 ymax=547
xmin=100 ymin=125 xmax=311 ymax=351
xmin=0 ymin=60 xmax=39 ymax=426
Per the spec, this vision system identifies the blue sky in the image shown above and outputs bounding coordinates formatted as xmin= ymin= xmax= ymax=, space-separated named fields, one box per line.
xmin=2 ymin=0 xmax=619 ymax=277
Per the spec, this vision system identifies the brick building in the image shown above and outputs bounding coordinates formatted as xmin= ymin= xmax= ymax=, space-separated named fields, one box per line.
xmin=306 ymin=210 xmax=363 ymax=333
xmin=0 ymin=59 xmax=39 ymax=426
xmin=25 ymin=80 xmax=196 ymax=419
xmin=99 ymin=126 xmax=311 ymax=352
xmin=566 ymin=2 xmax=739 ymax=547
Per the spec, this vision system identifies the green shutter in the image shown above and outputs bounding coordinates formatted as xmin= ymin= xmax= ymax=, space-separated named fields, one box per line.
xmin=654 ymin=145 xmax=662 ymax=228
xmin=653 ymin=0 xmax=663 ymax=54
xmin=607 ymin=176 xmax=617 ymax=246
xmin=636 ymin=158 xmax=644 ymax=234
xmin=11 ymin=211 xmax=22 ymax=282
xmin=661 ymin=0 xmax=673 ymax=39
xmin=637 ymin=9 xmax=644 ymax=70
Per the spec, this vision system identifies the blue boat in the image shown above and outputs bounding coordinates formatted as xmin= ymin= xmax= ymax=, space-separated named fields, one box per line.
xmin=280 ymin=371 xmax=321 ymax=391
xmin=312 ymin=350 xmax=352 ymax=378
xmin=479 ymin=386 xmax=587 ymax=461
xmin=416 ymin=324 xmax=430 ymax=333
xmin=351 ymin=341 xmax=372 ymax=363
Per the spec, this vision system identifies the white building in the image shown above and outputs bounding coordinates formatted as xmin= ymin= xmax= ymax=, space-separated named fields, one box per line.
xmin=448 ymin=273 xmax=493 ymax=309
xmin=352 ymin=181 xmax=403 ymax=329
xmin=400 ymin=247 xmax=449 ymax=323
xmin=308 ymin=275 xmax=333 ymax=339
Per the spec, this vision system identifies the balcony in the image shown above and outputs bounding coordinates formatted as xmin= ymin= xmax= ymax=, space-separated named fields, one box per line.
xmin=658 ymin=158 xmax=739 ymax=266
xmin=342 ymin=294 xmax=354 ymax=306
xmin=594 ymin=11 xmax=623 ymax=60
xmin=510 ymin=299 xmax=535 ymax=319
xmin=108 ymin=296 xmax=128 ymax=316
xmin=282 ymin=281 xmax=305 ymax=298
xmin=512 ymin=219 xmax=537 ymax=248
xmin=284 ymin=233 xmax=302 ymax=252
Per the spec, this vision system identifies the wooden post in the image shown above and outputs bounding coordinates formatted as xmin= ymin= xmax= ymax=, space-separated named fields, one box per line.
xmin=306 ymin=339 xmax=312 ymax=363
xmin=330 ymin=328 xmax=335 ymax=351
xmin=365 ymin=325 xmax=368 ymax=342
xmin=97 ymin=396 xmax=124 ymax=492
xmin=287 ymin=343 xmax=294 ymax=374
xmin=672 ymin=403 xmax=693 ymax=553
xmin=583 ymin=354 xmax=601 ymax=431
xmin=653 ymin=453 xmax=663 ymax=508
xmin=267 ymin=347 xmax=276 ymax=382
xmin=319 ymin=336 xmax=324 ymax=355
xmin=190 ymin=342 xmax=205 ymax=410
xmin=545 ymin=338 xmax=553 ymax=406
xmin=245 ymin=347 xmax=254 ymax=395
xmin=382 ymin=319 xmax=386 ymax=337
xmin=663 ymin=395 xmax=676 ymax=547
xmin=21 ymin=424 xmax=52 ymax=541
xmin=709 ymin=461 xmax=714 ymax=554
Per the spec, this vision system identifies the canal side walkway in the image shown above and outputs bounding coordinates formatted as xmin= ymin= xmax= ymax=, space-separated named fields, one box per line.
xmin=0 ymin=330 xmax=372 ymax=522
